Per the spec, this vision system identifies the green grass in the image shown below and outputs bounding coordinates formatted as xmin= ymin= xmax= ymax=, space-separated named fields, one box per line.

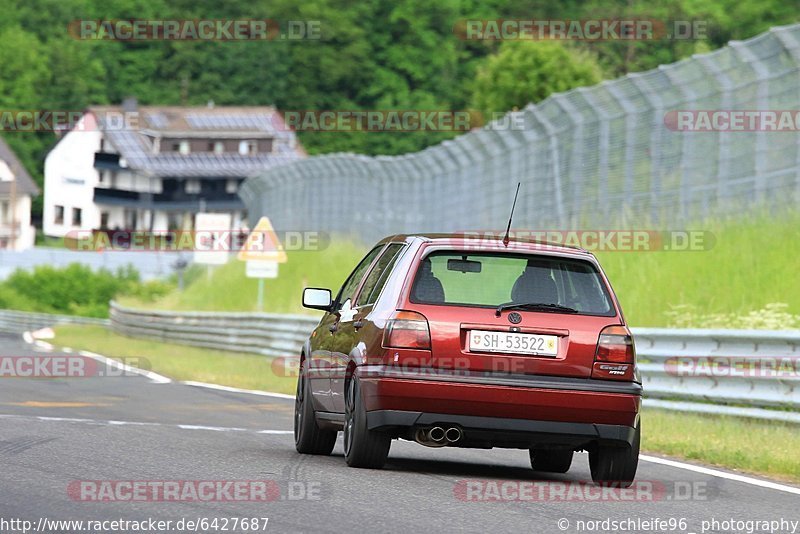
xmin=119 ymin=241 xmax=365 ymax=314
xmin=120 ymin=212 xmax=800 ymax=328
xmin=53 ymin=324 xmax=297 ymax=395
xmin=34 ymin=232 xmax=68 ymax=248
xmin=642 ymin=408 xmax=800 ymax=482
xmin=597 ymin=211 xmax=800 ymax=327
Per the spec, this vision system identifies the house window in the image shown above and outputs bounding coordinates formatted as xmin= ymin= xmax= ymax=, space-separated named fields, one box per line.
xmin=72 ymin=208 xmax=82 ymax=227
xmin=100 ymin=211 xmax=109 ymax=229
xmin=173 ymin=141 xmax=190 ymax=154
xmin=0 ymin=200 xmax=8 ymax=224
xmin=54 ymin=205 xmax=65 ymax=225
xmin=209 ymin=141 xmax=225 ymax=154
xmin=239 ymin=140 xmax=257 ymax=155
xmin=167 ymin=212 xmax=183 ymax=231
xmin=226 ymin=179 xmax=239 ymax=194
xmin=124 ymin=209 xmax=137 ymax=230
xmin=185 ymin=180 xmax=201 ymax=194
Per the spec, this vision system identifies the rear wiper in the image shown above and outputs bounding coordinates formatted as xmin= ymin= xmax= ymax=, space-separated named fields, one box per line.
xmin=495 ymin=302 xmax=579 ymax=317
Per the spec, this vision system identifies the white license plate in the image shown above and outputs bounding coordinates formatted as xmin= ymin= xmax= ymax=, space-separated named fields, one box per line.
xmin=468 ymin=330 xmax=559 ymax=356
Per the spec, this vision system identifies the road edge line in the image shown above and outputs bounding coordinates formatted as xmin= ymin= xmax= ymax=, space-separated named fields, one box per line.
xmin=640 ymin=454 xmax=800 ymax=495
xmin=77 ymin=350 xmax=172 ymax=384
xmin=181 ymin=380 xmax=295 ymax=400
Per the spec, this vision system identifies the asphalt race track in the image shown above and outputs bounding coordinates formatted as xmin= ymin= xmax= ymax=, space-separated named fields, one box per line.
xmin=0 ymin=332 xmax=798 ymax=534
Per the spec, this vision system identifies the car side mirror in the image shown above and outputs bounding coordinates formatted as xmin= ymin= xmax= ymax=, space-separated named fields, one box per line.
xmin=303 ymin=287 xmax=333 ymax=311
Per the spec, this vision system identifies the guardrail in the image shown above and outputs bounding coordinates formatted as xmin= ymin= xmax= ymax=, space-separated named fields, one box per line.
xmin=632 ymin=328 xmax=800 ymax=423
xmin=3 ymin=306 xmax=798 ymax=423
xmin=0 ymin=309 xmax=109 ymax=334
xmin=109 ymin=301 xmax=319 ymax=359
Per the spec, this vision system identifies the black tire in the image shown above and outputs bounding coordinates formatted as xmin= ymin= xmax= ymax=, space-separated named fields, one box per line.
xmin=343 ymin=377 xmax=390 ymax=468
xmin=589 ymin=422 xmax=640 ymax=487
xmin=529 ymin=449 xmax=574 ymax=473
xmin=294 ymin=358 xmax=337 ymax=455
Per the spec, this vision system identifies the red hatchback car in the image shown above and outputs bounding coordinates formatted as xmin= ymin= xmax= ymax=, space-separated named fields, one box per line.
xmin=294 ymin=234 xmax=641 ymax=486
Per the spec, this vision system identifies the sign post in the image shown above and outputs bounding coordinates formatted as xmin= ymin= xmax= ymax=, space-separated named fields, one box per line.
xmin=237 ymin=217 xmax=288 ymax=311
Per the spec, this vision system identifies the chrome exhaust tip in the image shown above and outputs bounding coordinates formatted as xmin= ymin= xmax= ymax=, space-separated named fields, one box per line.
xmin=414 ymin=427 xmax=447 ymax=448
xmin=445 ymin=426 xmax=463 ymax=443
xmin=429 ymin=426 xmax=446 ymax=442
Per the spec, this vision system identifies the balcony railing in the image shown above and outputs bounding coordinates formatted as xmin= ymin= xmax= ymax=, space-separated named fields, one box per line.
xmin=93 ymin=187 xmax=243 ymax=210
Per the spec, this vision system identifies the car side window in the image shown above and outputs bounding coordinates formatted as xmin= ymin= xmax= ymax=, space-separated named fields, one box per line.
xmin=335 ymin=245 xmax=383 ymax=307
xmin=355 ymin=244 xmax=405 ymax=307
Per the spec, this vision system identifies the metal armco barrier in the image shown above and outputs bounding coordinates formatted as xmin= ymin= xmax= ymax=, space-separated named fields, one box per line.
xmin=109 ymin=301 xmax=319 ymax=358
xmin=632 ymin=328 xmax=800 ymax=423
xmin=3 ymin=306 xmax=798 ymax=422
xmin=0 ymin=309 xmax=109 ymax=334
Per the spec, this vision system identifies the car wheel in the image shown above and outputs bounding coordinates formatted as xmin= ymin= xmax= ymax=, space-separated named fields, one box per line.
xmin=589 ymin=421 xmax=640 ymax=487
xmin=343 ymin=377 xmax=390 ymax=468
xmin=529 ymin=449 xmax=573 ymax=473
xmin=294 ymin=358 xmax=337 ymax=455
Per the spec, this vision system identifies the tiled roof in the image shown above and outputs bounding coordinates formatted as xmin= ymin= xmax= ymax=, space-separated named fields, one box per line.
xmin=0 ymin=136 xmax=39 ymax=196
xmin=87 ymin=105 xmax=304 ymax=178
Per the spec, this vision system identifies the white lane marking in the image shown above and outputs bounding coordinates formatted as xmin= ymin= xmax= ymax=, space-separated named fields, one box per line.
xmin=33 ymin=340 xmax=54 ymax=351
xmin=640 ymin=454 xmax=800 ymax=496
xmin=0 ymin=413 xmax=292 ymax=434
xmin=79 ymin=350 xmax=172 ymax=384
xmin=181 ymin=380 xmax=294 ymax=400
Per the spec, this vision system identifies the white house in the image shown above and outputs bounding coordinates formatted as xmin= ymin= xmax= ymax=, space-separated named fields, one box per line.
xmin=44 ymin=100 xmax=304 ymax=237
xmin=0 ymin=138 xmax=38 ymax=250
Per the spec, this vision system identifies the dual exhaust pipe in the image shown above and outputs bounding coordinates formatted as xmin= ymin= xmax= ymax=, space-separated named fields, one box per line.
xmin=414 ymin=425 xmax=463 ymax=447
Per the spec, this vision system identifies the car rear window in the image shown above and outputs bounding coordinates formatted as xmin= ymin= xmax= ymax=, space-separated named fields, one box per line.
xmin=409 ymin=251 xmax=615 ymax=316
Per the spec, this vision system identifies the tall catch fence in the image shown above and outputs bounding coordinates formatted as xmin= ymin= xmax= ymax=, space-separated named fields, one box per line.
xmin=240 ymin=24 xmax=800 ymax=243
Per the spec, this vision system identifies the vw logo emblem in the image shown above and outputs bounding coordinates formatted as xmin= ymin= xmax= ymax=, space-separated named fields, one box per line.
xmin=508 ymin=312 xmax=522 ymax=324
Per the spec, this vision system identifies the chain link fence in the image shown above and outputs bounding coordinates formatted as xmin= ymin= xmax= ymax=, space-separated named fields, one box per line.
xmin=240 ymin=24 xmax=800 ymax=243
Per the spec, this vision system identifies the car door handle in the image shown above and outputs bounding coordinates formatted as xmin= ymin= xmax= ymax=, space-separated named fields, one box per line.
xmin=353 ymin=320 xmax=364 ymax=330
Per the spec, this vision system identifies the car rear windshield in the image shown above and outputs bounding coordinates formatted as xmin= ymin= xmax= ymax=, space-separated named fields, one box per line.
xmin=409 ymin=251 xmax=615 ymax=316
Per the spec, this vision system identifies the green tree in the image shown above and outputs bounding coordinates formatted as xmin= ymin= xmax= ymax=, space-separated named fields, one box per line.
xmin=470 ymin=40 xmax=603 ymax=116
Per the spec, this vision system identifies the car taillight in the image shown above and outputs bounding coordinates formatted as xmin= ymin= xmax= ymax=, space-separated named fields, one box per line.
xmin=383 ymin=311 xmax=431 ymax=350
xmin=595 ymin=325 xmax=635 ymax=364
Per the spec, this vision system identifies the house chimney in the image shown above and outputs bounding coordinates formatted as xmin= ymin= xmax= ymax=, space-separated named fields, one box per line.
xmin=122 ymin=97 xmax=138 ymax=113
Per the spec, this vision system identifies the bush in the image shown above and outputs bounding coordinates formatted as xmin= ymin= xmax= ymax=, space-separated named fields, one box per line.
xmin=0 ymin=263 xmax=174 ymax=317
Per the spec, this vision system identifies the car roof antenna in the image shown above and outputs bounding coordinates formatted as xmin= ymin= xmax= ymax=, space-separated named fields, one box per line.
xmin=502 ymin=182 xmax=521 ymax=247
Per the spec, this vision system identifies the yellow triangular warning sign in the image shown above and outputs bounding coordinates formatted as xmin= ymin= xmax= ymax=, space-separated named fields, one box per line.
xmin=237 ymin=217 xmax=288 ymax=263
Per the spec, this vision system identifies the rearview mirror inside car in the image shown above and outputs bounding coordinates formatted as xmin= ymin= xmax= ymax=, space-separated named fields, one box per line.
xmin=447 ymin=258 xmax=482 ymax=273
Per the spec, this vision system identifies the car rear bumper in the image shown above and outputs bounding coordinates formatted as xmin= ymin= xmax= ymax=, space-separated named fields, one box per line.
xmin=357 ymin=365 xmax=641 ymax=446
xmin=367 ymin=410 xmax=637 ymax=448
